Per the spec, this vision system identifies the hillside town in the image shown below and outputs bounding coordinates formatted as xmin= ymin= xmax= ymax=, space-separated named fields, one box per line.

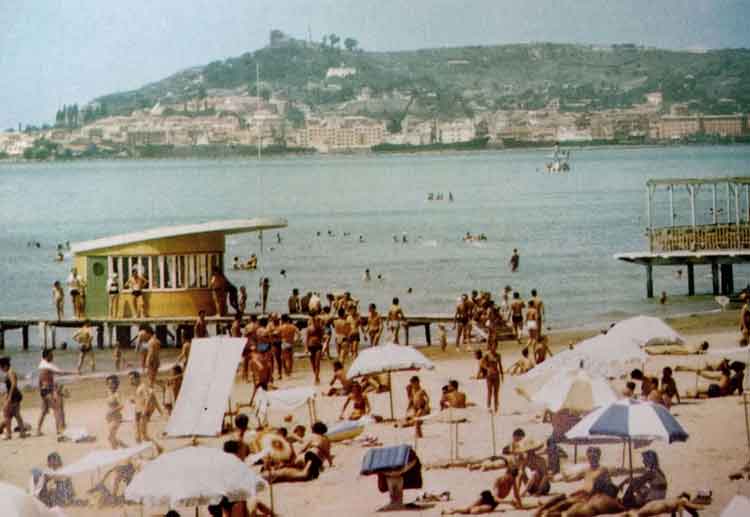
xmin=2 ymin=84 xmax=748 ymax=160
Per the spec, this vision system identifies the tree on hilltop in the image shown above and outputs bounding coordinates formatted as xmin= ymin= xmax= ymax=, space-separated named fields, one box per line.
xmin=329 ymin=34 xmax=340 ymax=49
xmin=344 ymin=37 xmax=358 ymax=52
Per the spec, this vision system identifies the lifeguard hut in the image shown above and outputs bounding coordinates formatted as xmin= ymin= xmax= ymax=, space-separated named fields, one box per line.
xmin=616 ymin=177 xmax=750 ymax=298
xmin=71 ymin=218 xmax=287 ymax=318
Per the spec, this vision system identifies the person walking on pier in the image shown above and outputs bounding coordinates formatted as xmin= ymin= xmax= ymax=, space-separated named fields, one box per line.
xmin=0 ymin=356 xmax=28 ymax=440
xmin=66 ymin=267 xmax=84 ymax=319
xmin=387 ymin=297 xmax=405 ymax=345
xmin=72 ymin=321 xmax=96 ymax=374
xmin=52 ymin=281 xmax=64 ymax=321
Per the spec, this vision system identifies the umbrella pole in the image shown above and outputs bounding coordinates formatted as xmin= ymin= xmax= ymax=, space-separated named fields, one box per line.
xmin=628 ymin=439 xmax=633 ymax=480
xmin=388 ymin=372 xmax=395 ymax=421
xmin=744 ymin=392 xmax=750 ymax=455
xmin=195 ymin=506 xmax=199 ymax=517
xmin=490 ymin=409 xmax=497 ymax=458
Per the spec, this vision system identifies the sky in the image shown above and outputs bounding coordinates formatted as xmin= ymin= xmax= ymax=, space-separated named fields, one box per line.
xmin=1 ymin=0 xmax=749 ymax=130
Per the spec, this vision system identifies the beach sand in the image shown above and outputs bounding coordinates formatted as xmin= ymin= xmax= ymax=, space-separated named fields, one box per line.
xmin=1 ymin=310 xmax=748 ymax=516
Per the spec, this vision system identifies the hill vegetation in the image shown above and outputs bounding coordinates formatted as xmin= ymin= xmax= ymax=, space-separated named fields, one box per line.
xmin=89 ymin=32 xmax=750 ymax=123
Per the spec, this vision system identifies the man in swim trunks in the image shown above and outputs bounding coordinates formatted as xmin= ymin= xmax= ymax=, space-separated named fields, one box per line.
xmin=288 ymin=288 xmax=301 ymax=314
xmin=346 ymin=305 xmax=361 ymax=359
xmin=454 ymin=295 xmax=470 ymax=350
xmin=367 ymin=303 xmax=383 ymax=347
xmin=531 ymin=289 xmax=545 ymax=336
xmin=137 ymin=324 xmax=161 ymax=383
xmin=405 ymin=376 xmax=430 ymax=437
xmin=333 ymin=308 xmax=351 ymax=363
xmin=72 ymin=320 xmax=96 ymax=374
xmin=125 ymin=268 xmax=148 ymax=318
xmin=36 ymin=349 xmax=71 ymax=438
xmin=278 ymin=314 xmax=300 ymax=376
xmin=510 ymin=292 xmax=525 ymax=344
xmin=387 ymin=298 xmax=405 ymax=344
xmin=0 ymin=356 xmax=28 ymax=440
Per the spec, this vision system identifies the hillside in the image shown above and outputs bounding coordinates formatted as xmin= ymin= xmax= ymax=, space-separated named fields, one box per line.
xmin=91 ymin=35 xmax=750 ymax=121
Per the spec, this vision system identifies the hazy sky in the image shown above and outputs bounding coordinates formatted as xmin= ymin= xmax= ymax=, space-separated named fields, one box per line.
xmin=1 ymin=0 xmax=749 ymax=129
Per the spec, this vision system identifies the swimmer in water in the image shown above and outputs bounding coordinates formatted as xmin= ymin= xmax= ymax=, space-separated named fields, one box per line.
xmin=363 ymin=269 xmax=371 ymax=281
xmin=402 ymin=232 xmax=408 ymax=244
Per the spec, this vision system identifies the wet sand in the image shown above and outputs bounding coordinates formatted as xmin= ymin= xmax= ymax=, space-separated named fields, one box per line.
xmin=1 ymin=309 xmax=748 ymax=516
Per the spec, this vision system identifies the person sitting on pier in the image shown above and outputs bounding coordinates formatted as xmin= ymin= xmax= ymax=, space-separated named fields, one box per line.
xmin=52 ymin=281 xmax=65 ymax=321
xmin=72 ymin=321 xmax=96 ymax=374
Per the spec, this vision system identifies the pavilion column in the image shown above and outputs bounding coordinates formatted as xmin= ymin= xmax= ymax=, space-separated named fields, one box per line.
xmin=713 ymin=184 xmax=718 ymax=224
xmin=669 ymin=186 xmax=675 ymax=227
xmin=646 ymin=263 xmax=654 ymax=299
xmin=711 ymin=262 xmax=720 ymax=295
xmin=687 ymin=263 xmax=695 ymax=296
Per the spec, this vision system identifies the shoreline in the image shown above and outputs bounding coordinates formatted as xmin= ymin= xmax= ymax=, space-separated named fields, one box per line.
xmin=5 ymin=307 xmax=742 ymax=407
xmin=2 ymin=140 xmax=749 ymax=164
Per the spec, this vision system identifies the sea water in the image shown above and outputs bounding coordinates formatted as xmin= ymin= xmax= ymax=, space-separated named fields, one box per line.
xmin=0 ymin=145 xmax=749 ymax=371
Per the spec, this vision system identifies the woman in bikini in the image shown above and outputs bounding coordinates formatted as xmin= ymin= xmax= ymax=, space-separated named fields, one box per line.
xmin=333 ymin=308 xmax=351 ymax=363
xmin=480 ymin=347 xmax=504 ymax=413
xmin=306 ymin=311 xmax=325 ymax=384
xmin=339 ymin=383 xmax=371 ymax=420
xmin=105 ymin=375 xmax=128 ymax=449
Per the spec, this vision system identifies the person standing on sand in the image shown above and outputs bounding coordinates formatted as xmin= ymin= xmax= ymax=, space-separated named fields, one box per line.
xmin=279 ymin=314 xmax=300 ymax=376
xmin=52 ymin=281 xmax=65 ymax=321
xmin=509 ymin=249 xmax=520 ymax=273
xmin=137 ymin=324 xmax=161 ymax=383
xmin=72 ymin=320 xmax=96 ymax=374
xmin=525 ymin=300 xmax=540 ymax=361
xmin=306 ymin=310 xmax=325 ymax=384
xmin=480 ymin=346 xmax=504 ymax=413
xmin=367 ymin=303 xmax=382 ymax=347
xmin=238 ymin=285 xmax=247 ymax=315
xmin=129 ymin=371 xmax=163 ymax=454
xmin=230 ymin=313 xmax=243 ymax=337
xmin=530 ymin=289 xmax=545 ymax=336
xmin=105 ymin=375 xmax=128 ymax=449
xmin=333 ymin=308 xmax=351 ymax=363
xmin=454 ymin=295 xmax=470 ymax=350
xmin=347 ymin=304 xmax=361 ymax=358
xmin=510 ymin=292 xmax=525 ymax=343
xmin=387 ymin=297 xmax=405 ymax=344
xmin=0 ymin=356 xmax=28 ymax=440
xmin=107 ymin=272 xmax=120 ymax=319
xmin=194 ymin=310 xmax=209 ymax=338
xmin=66 ymin=267 xmax=84 ymax=319
xmin=36 ymin=349 xmax=71 ymax=438
xmin=740 ymin=294 xmax=750 ymax=345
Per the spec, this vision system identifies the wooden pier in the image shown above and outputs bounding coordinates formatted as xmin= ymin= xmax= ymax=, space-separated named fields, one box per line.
xmin=0 ymin=314 xmax=515 ymax=351
xmin=617 ymin=177 xmax=750 ymax=298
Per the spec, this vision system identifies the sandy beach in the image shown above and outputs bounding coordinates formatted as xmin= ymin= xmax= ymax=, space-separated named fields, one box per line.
xmin=1 ymin=310 xmax=749 ymax=517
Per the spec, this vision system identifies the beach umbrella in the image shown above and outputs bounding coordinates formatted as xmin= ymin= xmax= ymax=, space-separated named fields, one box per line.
xmin=124 ymin=446 xmax=267 ymax=509
xmin=566 ymin=399 xmax=688 ymax=476
xmin=347 ymin=344 xmax=435 ymax=420
xmin=523 ymin=367 xmax=619 ymax=413
xmin=607 ymin=315 xmax=684 ymax=348
xmin=0 ymin=482 xmax=65 ymax=517
xmin=721 ymin=495 xmax=750 ymax=517
xmin=520 ymin=333 xmax=645 ymax=382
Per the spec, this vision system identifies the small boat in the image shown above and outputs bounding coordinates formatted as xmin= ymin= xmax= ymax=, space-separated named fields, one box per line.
xmin=545 ymin=144 xmax=571 ymax=173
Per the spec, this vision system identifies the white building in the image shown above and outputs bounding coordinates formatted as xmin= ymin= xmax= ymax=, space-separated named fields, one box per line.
xmin=326 ymin=66 xmax=357 ymax=79
xmin=438 ymin=119 xmax=476 ymax=144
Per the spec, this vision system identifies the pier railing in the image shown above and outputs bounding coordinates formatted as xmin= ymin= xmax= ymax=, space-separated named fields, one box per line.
xmin=649 ymin=223 xmax=750 ymax=252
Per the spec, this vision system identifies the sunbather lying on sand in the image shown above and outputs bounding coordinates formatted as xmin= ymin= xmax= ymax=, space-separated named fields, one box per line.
xmin=617 ymin=492 xmax=704 ymax=517
xmin=644 ymin=341 xmax=709 ymax=356
xmin=443 ymin=467 xmax=536 ymax=514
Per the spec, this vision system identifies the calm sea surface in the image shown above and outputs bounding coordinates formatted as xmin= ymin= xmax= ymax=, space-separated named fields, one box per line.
xmin=0 ymin=146 xmax=749 ymax=369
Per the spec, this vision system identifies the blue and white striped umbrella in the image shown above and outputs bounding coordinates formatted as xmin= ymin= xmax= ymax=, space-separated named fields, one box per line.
xmin=566 ymin=399 xmax=689 ymax=443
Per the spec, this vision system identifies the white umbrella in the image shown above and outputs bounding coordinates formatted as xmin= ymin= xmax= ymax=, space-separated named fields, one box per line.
xmin=721 ymin=495 xmax=750 ymax=517
xmin=525 ymin=368 xmax=619 ymax=413
xmin=125 ymin=446 xmax=267 ymax=509
xmin=607 ymin=315 xmax=684 ymax=348
xmin=0 ymin=482 xmax=65 ymax=517
xmin=520 ymin=333 xmax=645 ymax=381
xmin=566 ymin=399 xmax=688 ymax=476
xmin=347 ymin=343 xmax=435 ymax=420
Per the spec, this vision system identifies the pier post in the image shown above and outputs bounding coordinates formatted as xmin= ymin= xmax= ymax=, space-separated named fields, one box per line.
xmin=687 ymin=264 xmax=695 ymax=296
xmin=0 ymin=326 xmax=4 ymax=350
xmin=96 ymin=325 xmax=104 ymax=349
xmin=424 ymin=323 xmax=432 ymax=346
xmin=720 ymin=264 xmax=735 ymax=295
xmin=645 ymin=263 xmax=654 ymax=299
xmin=51 ymin=326 xmax=56 ymax=348
xmin=40 ymin=322 xmax=47 ymax=349
xmin=22 ymin=325 xmax=29 ymax=350
xmin=711 ymin=262 xmax=719 ymax=295
xmin=727 ymin=265 xmax=735 ymax=294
